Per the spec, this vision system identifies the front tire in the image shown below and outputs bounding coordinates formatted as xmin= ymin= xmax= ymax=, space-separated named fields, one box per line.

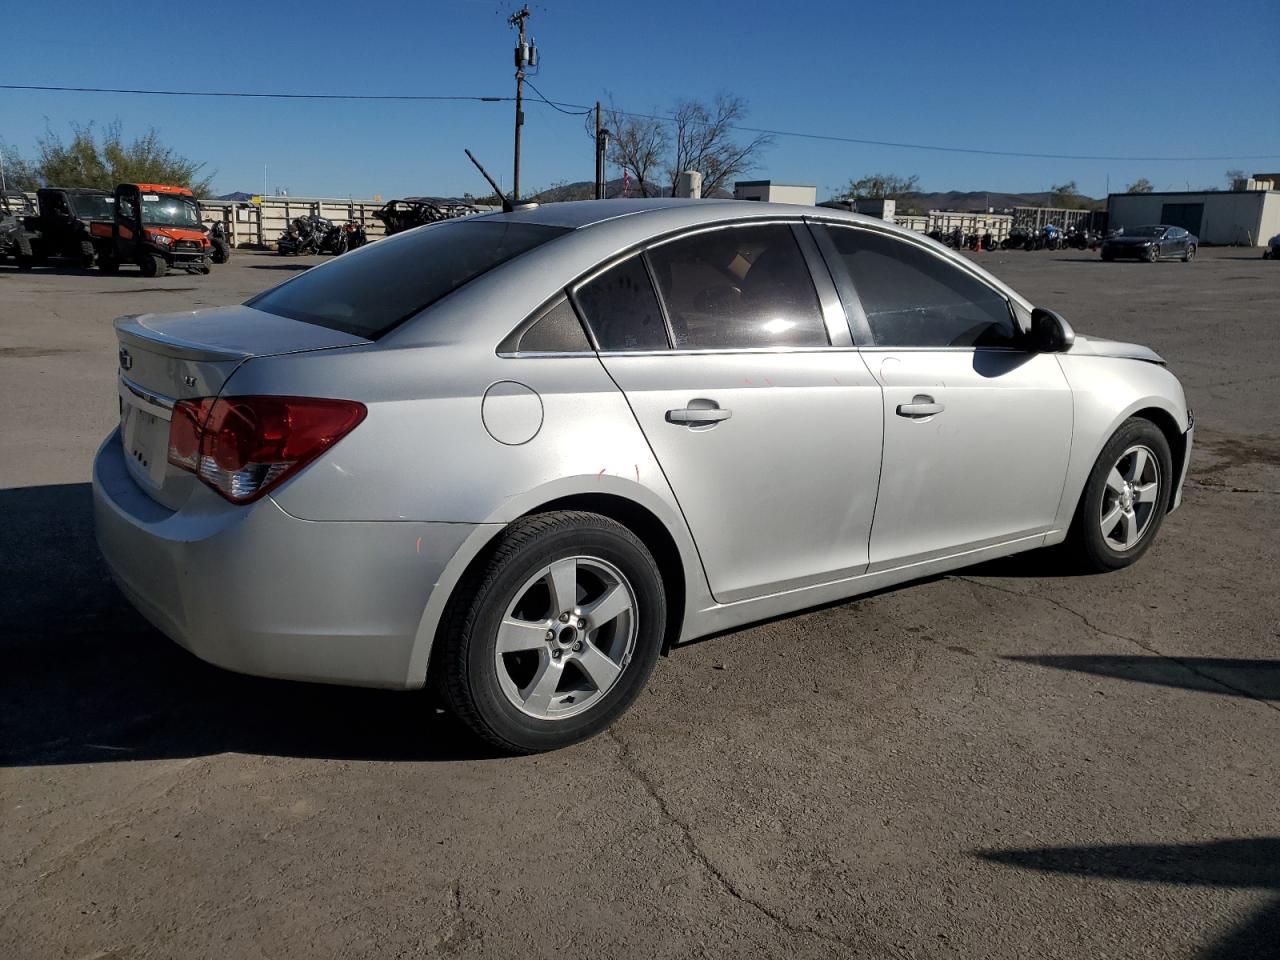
xmin=211 ymin=239 xmax=231 ymax=264
xmin=1183 ymin=244 xmax=1196 ymax=262
xmin=1146 ymin=245 xmax=1160 ymax=262
xmin=1063 ymin=417 xmax=1173 ymax=572
xmin=437 ymin=511 xmax=666 ymax=753
xmin=139 ymin=254 xmax=168 ymax=278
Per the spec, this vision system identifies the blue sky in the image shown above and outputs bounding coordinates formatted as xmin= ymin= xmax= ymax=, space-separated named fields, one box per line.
xmin=3 ymin=0 xmax=1278 ymax=200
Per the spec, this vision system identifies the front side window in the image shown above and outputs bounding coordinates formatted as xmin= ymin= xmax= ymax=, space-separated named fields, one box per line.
xmin=573 ymin=255 xmax=669 ymax=351
xmin=824 ymin=226 xmax=1016 ymax=348
xmin=646 ymin=224 xmax=828 ymax=349
xmin=250 ymin=219 xmax=569 ymax=339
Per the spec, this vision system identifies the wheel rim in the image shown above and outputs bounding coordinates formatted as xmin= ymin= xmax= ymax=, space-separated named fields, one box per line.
xmin=1100 ymin=444 xmax=1161 ymax=550
xmin=1187 ymin=246 xmax=1195 ymax=260
xmin=494 ymin=555 xmax=638 ymax=721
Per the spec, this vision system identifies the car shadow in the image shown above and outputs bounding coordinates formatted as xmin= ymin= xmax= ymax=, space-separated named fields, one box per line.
xmin=976 ymin=838 xmax=1280 ymax=960
xmin=1003 ymin=654 xmax=1280 ymax=702
xmin=245 ymin=263 xmax=315 ymax=271
xmin=0 ymin=483 xmax=502 ymax=767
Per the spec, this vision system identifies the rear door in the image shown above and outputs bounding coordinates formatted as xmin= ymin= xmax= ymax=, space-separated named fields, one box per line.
xmin=575 ymin=222 xmax=884 ymax=605
xmin=814 ymin=223 xmax=1073 ymax=568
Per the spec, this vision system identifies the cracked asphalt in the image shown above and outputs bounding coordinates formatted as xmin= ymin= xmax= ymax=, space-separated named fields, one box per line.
xmin=2 ymin=247 xmax=1277 ymax=959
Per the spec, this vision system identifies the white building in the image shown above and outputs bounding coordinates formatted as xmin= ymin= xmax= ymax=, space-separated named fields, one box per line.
xmin=733 ymin=180 xmax=817 ymax=206
xmin=1107 ymin=188 xmax=1280 ymax=246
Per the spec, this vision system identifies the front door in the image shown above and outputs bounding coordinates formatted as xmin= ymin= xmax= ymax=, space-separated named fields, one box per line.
xmin=573 ymin=223 xmax=884 ymax=604
xmin=815 ymin=223 xmax=1073 ymax=567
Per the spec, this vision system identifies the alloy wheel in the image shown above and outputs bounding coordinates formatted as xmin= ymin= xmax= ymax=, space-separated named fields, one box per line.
xmin=1099 ymin=444 xmax=1161 ymax=550
xmin=494 ymin=555 xmax=638 ymax=720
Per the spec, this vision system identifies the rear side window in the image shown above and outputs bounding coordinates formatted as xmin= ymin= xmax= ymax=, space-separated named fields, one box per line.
xmin=499 ymin=296 xmax=591 ymax=353
xmin=249 ymin=220 xmax=569 ymax=339
xmin=574 ymin=255 xmax=669 ymax=351
xmin=824 ymin=226 xmax=1016 ymax=348
xmin=647 ymin=224 xmax=828 ymax=349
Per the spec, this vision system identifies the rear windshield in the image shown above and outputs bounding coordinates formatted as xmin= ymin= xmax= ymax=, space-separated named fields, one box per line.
xmin=248 ymin=219 xmax=570 ymax=339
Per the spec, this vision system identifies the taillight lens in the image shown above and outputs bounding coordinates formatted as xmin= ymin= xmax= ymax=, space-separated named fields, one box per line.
xmin=167 ymin=396 xmax=366 ymax=504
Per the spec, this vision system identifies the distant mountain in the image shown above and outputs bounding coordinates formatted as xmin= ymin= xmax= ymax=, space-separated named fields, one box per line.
xmin=888 ymin=190 xmax=1105 ymax=213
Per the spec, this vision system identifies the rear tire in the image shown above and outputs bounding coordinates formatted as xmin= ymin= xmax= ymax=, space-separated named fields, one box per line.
xmin=139 ymin=254 xmax=167 ymax=278
xmin=1063 ymin=417 xmax=1173 ymax=572
xmin=437 ymin=511 xmax=666 ymax=754
xmin=78 ymin=240 xmax=96 ymax=268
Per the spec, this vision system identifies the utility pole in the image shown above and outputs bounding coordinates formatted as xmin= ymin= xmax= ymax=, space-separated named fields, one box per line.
xmin=509 ymin=5 xmax=534 ymax=201
xmin=594 ymin=101 xmax=610 ymax=200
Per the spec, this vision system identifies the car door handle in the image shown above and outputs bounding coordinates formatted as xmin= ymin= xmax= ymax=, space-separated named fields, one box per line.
xmin=896 ymin=395 xmax=945 ymax=418
xmin=666 ymin=401 xmax=732 ymax=426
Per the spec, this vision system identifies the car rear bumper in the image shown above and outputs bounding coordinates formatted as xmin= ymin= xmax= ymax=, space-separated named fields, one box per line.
xmin=92 ymin=428 xmax=475 ymax=689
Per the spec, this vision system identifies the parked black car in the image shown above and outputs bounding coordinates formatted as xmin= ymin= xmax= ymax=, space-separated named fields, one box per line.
xmin=1101 ymin=224 xmax=1197 ymax=262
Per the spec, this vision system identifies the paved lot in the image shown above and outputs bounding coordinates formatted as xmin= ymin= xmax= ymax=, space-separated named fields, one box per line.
xmin=2 ymin=247 xmax=1278 ymax=960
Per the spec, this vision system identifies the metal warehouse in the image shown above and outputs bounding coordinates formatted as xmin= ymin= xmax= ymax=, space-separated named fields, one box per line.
xmin=1107 ymin=182 xmax=1280 ymax=246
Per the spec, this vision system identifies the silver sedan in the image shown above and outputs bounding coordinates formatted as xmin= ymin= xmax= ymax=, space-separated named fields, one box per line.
xmin=93 ymin=199 xmax=1193 ymax=752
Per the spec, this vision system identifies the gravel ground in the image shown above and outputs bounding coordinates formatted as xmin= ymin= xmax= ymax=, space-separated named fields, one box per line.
xmin=1 ymin=246 xmax=1277 ymax=960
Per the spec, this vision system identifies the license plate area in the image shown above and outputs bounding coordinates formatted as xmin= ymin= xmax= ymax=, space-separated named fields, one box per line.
xmin=120 ymin=387 xmax=172 ymax=487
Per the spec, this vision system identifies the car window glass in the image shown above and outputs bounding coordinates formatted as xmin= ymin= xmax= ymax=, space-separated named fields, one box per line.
xmin=249 ymin=220 xmax=569 ymax=339
xmin=647 ymin=224 xmax=828 ymax=349
xmin=825 ymin=226 xmax=1016 ymax=348
xmin=500 ymin=295 xmax=591 ymax=353
xmin=574 ymin=255 xmax=669 ymax=351
xmin=118 ymin=195 xmax=136 ymax=220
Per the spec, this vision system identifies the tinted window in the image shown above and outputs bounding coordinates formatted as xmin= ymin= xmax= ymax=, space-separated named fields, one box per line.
xmin=574 ymin=255 xmax=669 ymax=351
xmin=825 ymin=227 xmax=1016 ymax=348
xmin=249 ymin=220 xmax=569 ymax=339
xmin=500 ymin=296 xmax=591 ymax=353
xmin=647 ymin=224 xmax=828 ymax=349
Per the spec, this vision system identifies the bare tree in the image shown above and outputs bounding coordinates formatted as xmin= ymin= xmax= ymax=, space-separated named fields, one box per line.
xmin=602 ymin=98 xmax=668 ymax=198
xmin=665 ymin=93 xmax=773 ymax=197
xmin=1225 ymin=168 xmax=1247 ymax=190
xmin=1126 ymin=178 xmax=1154 ymax=194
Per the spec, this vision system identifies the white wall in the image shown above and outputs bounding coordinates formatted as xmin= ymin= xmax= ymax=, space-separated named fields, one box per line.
xmin=1108 ymin=192 xmax=1271 ymax=246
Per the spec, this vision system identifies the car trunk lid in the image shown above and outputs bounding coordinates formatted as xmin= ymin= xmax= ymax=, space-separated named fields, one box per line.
xmin=114 ymin=305 xmax=368 ymax=509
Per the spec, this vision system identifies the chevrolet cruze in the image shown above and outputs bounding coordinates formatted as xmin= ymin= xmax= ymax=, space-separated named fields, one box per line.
xmin=94 ymin=198 xmax=1193 ymax=752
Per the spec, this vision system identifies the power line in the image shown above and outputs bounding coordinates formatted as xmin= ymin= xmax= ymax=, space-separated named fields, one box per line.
xmin=4 ymin=82 xmax=1279 ymax=163
xmin=524 ymin=80 xmax=591 ymax=117
xmin=0 ymin=83 xmax=508 ymax=103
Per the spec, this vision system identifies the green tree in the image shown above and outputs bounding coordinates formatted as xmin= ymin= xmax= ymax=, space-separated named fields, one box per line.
xmin=1049 ymin=180 xmax=1092 ymax=209
xmin=1126 ymin=178 xmax=1154 ymax=194
xmin=0 ymin=143 xmax=40 ymax=192
xmin=33 ymin=122 xmax=213 ymax=195
xmin=842 ymin=172 xmax=920 ymax=200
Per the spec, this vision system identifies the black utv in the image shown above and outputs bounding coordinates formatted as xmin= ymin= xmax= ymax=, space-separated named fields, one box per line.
xmin=0 ymin=191 xmax=38 ymax=267
xmin=25 ymin=187 xmax=117 ymax=268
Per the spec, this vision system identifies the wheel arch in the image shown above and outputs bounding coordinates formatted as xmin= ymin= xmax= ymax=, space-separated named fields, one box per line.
xmin=404 ymin=479 xmax=706 ymax=689
xmin=1130 ymin=404 xmax=1187 ymax=510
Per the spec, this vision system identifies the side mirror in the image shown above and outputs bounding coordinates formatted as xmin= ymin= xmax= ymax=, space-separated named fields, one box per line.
xmin=1030 ymin=307 xmax=1075 ymax=353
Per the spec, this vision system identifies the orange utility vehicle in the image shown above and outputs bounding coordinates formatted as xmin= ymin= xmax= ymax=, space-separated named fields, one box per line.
xmin=92 ymin=183 xmax=211 ymax=276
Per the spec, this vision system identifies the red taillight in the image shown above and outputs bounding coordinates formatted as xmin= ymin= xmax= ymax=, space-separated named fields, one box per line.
xmin=167 ymin=396 xmax=366 ymax=504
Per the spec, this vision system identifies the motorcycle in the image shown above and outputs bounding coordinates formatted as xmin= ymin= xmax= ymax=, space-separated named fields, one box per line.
xmin=203 ymin=220 xmax=232 ymax=264
xmin=278 ymin=215 xmax=349 ymax=255
xmin=342 ymin=220 xmax=368 ymax=252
